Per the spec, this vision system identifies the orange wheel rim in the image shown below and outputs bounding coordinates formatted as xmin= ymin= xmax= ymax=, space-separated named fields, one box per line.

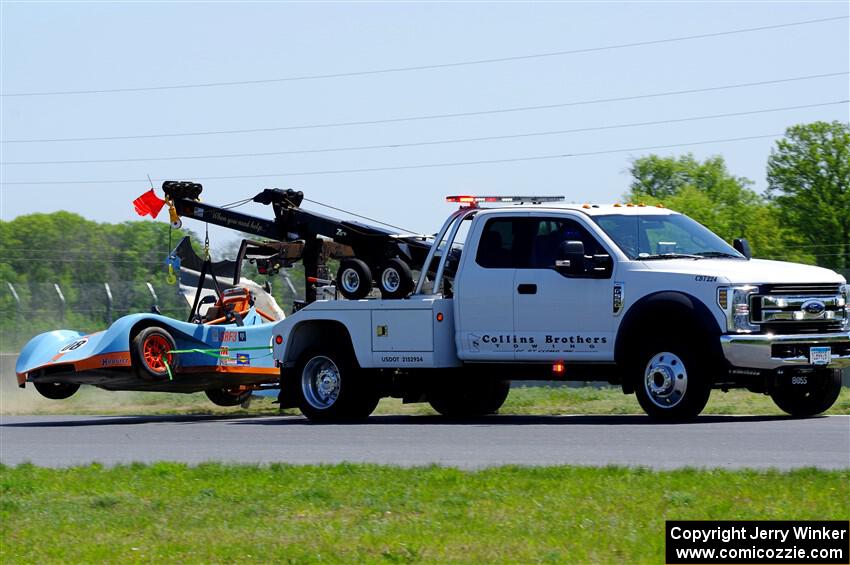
xmin=142 ymin=334 xmax=172 ymax=372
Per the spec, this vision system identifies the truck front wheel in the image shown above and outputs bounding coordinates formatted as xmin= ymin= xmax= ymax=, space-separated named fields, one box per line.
xmin=428 ymin=379 xmax=510 ymax=418
xmin=632 ymin=341 xmax=711 ymax=421
xmin=769 ymin=369 xmax=841 ymax=417
xmin=296 ymin=347 xmax=378 ymax=422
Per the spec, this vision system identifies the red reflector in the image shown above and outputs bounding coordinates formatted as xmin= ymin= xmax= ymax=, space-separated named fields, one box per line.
xmin=436 ymin=312 xmax=444 ymax=322
xmin=552 ymin=362 xmax=565 ymax=375
xmin=274 ymin=335 xmax=283 ymax=345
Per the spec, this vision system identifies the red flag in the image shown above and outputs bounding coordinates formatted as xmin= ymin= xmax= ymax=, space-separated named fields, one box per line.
xmin=132 ymin=189 xmax=166 ymax=218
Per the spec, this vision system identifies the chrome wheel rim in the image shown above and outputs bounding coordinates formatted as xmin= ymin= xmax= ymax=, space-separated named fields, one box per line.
xmin=302 ymin=356 xmax=341 ymax=409
xmin=644 ymin=352 xmax=688 ymax=408
xmin=381 ymin=268 xmax=401 ymax=293
xmin=340 ymin=269 xmax=360 ymax=294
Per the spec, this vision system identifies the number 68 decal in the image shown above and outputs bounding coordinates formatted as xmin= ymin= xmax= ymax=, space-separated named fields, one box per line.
xmin=59 ymin=338 xmax=89 ymax=353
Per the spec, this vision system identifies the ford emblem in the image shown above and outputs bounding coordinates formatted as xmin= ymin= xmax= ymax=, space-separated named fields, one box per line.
xmin=802 ymin=300 xmax=826 ymax=315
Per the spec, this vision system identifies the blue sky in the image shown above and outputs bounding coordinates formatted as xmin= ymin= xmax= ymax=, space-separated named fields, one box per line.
xmin=1 ymin=1 xmax=848 ymax=250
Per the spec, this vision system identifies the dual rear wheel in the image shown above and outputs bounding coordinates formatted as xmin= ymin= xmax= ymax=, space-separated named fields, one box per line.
xmin=295 ymin=347 xmax=379 ymax=421
xmin=293 ymin=348 xmax=511 ymax=422
xmin=427 ymin=378 xmax=510 ymax=418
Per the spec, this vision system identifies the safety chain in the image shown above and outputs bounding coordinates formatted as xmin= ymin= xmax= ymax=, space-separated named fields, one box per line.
xmin=159 ymin=345 xmax=273 ymax=381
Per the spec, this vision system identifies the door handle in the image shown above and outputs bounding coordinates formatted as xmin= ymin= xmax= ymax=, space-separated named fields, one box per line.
xmin=517 ymin=283 xmax=537 ymax=295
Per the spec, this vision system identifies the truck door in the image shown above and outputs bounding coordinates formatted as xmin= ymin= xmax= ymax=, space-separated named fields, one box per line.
xmin=513 ymin=216 xmax=616 ymax=362
xmin=454 ymin=214 xmax=529 ymax=361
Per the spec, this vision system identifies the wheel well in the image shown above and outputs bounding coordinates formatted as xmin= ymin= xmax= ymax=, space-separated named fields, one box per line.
xmin=615 ymin=291 xmax=723 ymax=390
xmin=285 ymin=320 xmax=356 ymax=367
xmin=128 ymin=319 xmax=165 ymax=348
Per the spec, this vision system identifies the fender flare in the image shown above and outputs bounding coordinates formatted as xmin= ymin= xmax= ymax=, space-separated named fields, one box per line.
xmin=614 ymin=291 xmax=723 ymax=370
xmin=282 ymin=320 xmax=359 ymax=368
xmin=278 ymin=319 xmax=359 ymax=409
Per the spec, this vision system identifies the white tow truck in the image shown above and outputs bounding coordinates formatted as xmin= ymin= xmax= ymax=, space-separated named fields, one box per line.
xmin=271 ymin=196 xmax=849 ymax=421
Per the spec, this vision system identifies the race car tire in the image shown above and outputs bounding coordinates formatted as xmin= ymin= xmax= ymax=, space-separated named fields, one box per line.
xmin=631 ymin=338 xmax=711 ymax=421
xmin=378 ymin=258 xmax=414 ymax=299
xmin=296 ymin=346 xmax=378 ymax=422
xmin=769 ymin=369 xmax=841 ymax=417
xmin=205 ymin=388 xmax=253 ymax=407
xmin=428 ymin=378 xmax=510 ymax=418
xmin=33 ymin=381 xmax=80 ymax=400
xmin=132 ymin=327 xmax=177 ymax=381
xmin=336 ymin=258 xmax=372 ymax=300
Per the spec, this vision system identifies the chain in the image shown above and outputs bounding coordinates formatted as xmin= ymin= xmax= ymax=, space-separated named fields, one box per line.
xmin=204 ymin=223 xmax=210 ymax=259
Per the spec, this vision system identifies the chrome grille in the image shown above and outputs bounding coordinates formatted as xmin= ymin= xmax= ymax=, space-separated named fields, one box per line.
xmin=751 ymin=284 xmax=847 ymax=335
xmin=759 ymin=283 xmax=841 ymax=295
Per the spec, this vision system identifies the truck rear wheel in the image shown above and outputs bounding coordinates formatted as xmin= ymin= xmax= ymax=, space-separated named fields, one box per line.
xmin=336 ymin=258 xmax=373 ymax=300
xmin=428 ymin=379 xmax=510 ymax=418
xmin=769 ymin=369 xmax=841 ymax=417
xmin=632 ymin=340 xmax=711 ymax=421
xmin=296 ymin=347 xmax=378 ymax=422
xmin=33 ymin=381 xmax=80 ymax=400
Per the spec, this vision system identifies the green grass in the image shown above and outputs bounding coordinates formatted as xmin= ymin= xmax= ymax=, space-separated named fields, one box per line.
xmin=3 ymin=383 xmax=849 ymax=417
xmin=1 ymin=463 xmax=847 ymax=564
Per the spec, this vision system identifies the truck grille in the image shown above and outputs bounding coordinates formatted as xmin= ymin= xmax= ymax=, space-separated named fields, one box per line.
xmin=761 ymin=321 xmax=846 ymax=334
xmin=751 ymin=283 xmax=847 ymax=335
xmin=759 ymin=283 xmax=841 ymax=295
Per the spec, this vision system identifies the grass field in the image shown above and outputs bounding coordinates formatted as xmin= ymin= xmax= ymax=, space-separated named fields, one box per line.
xmin=1 ymin=463 xmax=847 ymax=564
xmin=2 ymin=382 xmax=849 ymax=417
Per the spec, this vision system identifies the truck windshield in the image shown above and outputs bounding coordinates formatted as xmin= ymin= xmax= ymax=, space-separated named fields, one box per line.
xmin=592 ymin=214 xmax=744 ymax=260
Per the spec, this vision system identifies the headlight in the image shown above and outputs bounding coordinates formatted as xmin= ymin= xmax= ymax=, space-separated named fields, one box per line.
xmin=717 ymin=285 xmax=759 ymax=333
xmin=841 ymin=284 xmax=849 ymax=330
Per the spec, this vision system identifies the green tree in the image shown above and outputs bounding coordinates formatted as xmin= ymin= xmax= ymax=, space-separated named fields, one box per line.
xmin=626 ymin=154 xmax=812 ymax=263
xmin=0 ymin=213 xmax=195 ymax=350
xmin=766 ymin=121 xmax=850 ymax=270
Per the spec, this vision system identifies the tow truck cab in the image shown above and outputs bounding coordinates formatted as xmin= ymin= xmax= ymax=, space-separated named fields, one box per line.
xmin=272 ymin=197 xmax=849 ymax=421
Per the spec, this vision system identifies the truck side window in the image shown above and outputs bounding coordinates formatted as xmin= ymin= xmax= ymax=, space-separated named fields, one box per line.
xmin=529 ymin=218 xmax=605 ymax=269
xmin=476 ymin=218 xmax=524 ymax=268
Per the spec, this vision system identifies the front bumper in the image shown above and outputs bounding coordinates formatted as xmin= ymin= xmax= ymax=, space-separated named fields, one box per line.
xmin=720 ymin=332 xmax=850 ymax=370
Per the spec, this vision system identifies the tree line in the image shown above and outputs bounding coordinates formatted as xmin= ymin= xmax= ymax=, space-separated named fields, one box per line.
xmin=626 ymin=121 xmax=849 ymax=270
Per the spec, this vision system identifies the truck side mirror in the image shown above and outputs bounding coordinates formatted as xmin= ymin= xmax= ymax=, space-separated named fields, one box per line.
xmin=733 ymin=238 xmax=752 ymax=259
xmin=199 ymin=295 xmax=218 ymax=306
xmin=555 ymin=241 xmax=586 ymax=275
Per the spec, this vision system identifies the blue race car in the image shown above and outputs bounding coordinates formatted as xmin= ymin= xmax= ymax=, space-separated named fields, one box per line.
xmin=16 ymin=239 xmax=285 ymax=407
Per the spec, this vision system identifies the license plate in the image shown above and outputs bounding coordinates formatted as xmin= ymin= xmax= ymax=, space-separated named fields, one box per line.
xmin=809 ymin=346 xmax=831 ymax=366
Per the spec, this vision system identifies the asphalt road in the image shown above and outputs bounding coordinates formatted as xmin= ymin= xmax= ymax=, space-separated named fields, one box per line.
xmin=1 ymin=414 xmax=848 ymax=469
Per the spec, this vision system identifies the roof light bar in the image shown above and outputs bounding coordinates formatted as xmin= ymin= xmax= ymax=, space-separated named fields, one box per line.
xmin=445 ymin=195 xmax=565 ymax=204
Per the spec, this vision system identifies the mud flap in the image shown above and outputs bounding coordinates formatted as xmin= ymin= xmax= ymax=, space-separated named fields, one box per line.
xmin=277 ymin=368 xmax=299 ymax=409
